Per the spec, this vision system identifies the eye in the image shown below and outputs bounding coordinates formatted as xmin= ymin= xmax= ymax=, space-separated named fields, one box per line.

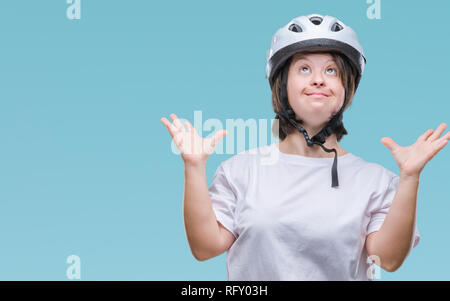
xmin=300 ymin=66 xmax=310 ymax=73
xmin=326 ymin=68 xmax=337 ymax=75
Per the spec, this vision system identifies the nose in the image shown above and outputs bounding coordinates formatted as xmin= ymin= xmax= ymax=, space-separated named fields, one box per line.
xmin=310 ymin=71 xmax=325 ymax=87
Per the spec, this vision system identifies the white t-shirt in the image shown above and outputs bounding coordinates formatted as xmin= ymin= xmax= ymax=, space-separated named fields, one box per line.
xmin=208 ymin=143 xmax=420 ymax=281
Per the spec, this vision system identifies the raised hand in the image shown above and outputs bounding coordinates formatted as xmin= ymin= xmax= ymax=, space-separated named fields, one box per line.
xmin=381 ymin=123 xmax=450 ymax=177
xmin=160 ymin=113 xmax=227 ymax=166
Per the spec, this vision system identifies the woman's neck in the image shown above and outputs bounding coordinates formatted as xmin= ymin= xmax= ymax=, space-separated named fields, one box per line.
xmin=277 ymin=132 xmax=348 ymax=158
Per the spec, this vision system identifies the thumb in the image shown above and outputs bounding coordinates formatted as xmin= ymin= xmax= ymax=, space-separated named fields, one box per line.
xmin=204 ymin=130 xmax=227 ymax=155
xmin=210 ymin=129 xmax=227 ymax=148
xmin=381 ymin=137 xmax=399 ymax=152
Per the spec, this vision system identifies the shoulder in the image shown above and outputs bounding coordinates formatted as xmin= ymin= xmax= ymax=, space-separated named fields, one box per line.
xmin=349 ymin=154 xmax=399 ymax=188
xmin=219 ymin=144 xmax=272 ymax=172
xmin=214 ymin=145 xmax=273 ymax=191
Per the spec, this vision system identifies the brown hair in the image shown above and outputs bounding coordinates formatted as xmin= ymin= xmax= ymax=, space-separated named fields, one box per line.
xmin=271 ymin=50 xmax=357 ymax=142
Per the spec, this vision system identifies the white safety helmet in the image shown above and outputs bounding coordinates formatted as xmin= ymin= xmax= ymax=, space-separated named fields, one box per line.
xmin=266 ymin=14 xmax=366 ymax=89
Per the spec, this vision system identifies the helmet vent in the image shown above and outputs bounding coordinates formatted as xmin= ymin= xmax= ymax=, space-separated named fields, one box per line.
xmin=309 ymin=16 xmax=323 ymax=25
xmin=331 ymin=22 xmax=343 ymax=32
xmin=288 ymin=23 xmax=303 ymax=32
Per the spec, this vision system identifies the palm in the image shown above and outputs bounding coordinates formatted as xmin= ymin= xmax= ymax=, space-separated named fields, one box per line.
xmin=161 ymin=113 xmax=227 ymax=165
xmin=388 ymin=144 xmax=430 ymax=176
xmin=381 ymin=123 xmax=450 ymax=176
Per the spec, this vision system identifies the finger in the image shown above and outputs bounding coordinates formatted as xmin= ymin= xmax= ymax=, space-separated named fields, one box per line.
xmin=173 ymin=131 xmax=184 ymax=147
xmin=433 ymin=134 xmax=450 ymax=147
xmin=184 ymin=120 xmax=196 ymax=134
xmin=443 ymin=131 xmax=450 ymax=141
xmin=210 ymin=129 xmax=227 ymax=148
xmin=160 ymin=117 xmax=179 ymax=138
xmin=430 ymin=138 xmax=448 ymax=160
xmin=381 ymin=137 xmax=400 ymax=152
xmin=204 ymin=130 xmax=226 ymax=154
xmin=428 ymin=123 xmax=447 ymax=141
xmin=170 ymin=113 xmax=186 ymax=132
xmin=418 ymin=129 xmax=434 ymax=142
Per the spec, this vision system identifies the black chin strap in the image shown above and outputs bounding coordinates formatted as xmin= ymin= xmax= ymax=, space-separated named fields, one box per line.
xmin=277 ymin=60 xmax=349 ymax=188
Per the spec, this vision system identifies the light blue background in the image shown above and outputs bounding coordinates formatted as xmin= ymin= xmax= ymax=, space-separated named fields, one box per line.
xmin=0 ymin=0 xmax=448 ymax=280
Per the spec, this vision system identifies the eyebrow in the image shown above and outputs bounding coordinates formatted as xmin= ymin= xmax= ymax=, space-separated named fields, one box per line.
xmin=295 ymin=58 xmax=336 ymax=65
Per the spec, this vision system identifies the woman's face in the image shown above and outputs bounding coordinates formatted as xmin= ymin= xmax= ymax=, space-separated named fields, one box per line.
xmin=287 ymin=53 xmax=346 ymax=133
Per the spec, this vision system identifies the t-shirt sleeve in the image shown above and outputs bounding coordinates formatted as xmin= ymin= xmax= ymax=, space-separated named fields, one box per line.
xmin=208 ymin=162 xmax=238 ymax=239
xmin=367 ymin=174 xmax=421 ymax=248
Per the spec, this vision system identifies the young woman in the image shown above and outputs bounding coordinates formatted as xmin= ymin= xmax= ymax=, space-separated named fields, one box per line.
xmin=161 ymin=14 xmax=449 ymax=280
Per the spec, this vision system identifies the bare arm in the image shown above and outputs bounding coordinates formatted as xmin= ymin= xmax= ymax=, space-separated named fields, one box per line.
xmin=184 ymin=162 xmax=235 ymax=261
xmin=366 ymin=174 xmax=419 ymax=272
xmin=161 ymin=113 xmax=235 ymax=261
xmin=370 ymin=124 xmax=450 ymax=272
